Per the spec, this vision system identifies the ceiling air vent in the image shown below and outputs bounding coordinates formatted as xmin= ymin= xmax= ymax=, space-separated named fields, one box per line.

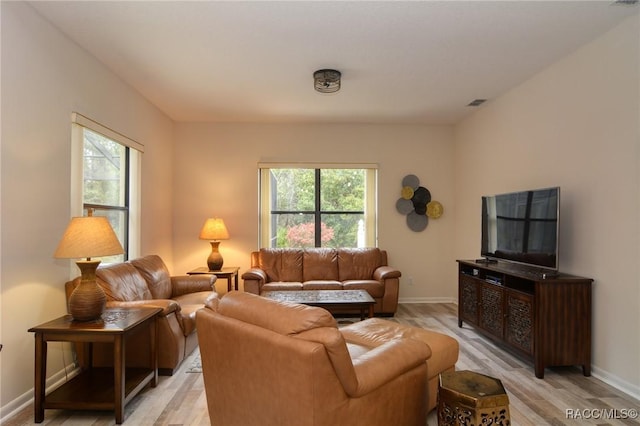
xmin=467 ymin=99 xmax=487 ymax=107
xmin=612 ymin=0 xmax=638 ymax=6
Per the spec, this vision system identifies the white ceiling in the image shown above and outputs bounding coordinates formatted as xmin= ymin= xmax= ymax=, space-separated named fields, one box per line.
xmin=29 ymin=1 xmax=639 ymax=125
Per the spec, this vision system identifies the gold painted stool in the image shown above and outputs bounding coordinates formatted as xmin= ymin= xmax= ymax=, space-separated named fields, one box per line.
xmin=438 ymin=370 xmax=511 ymax=426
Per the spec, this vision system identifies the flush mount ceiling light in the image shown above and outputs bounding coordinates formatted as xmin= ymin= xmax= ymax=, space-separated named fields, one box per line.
xmin=314 ymin=69 xmax=341 ymax=93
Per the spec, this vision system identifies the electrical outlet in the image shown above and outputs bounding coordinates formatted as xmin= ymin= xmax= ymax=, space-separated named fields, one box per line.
xmin=407 ymin=277 xmax=413 ymax=286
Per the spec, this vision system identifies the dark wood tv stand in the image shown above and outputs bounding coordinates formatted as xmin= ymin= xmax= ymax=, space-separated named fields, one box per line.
xmin=457 ymin=259 xmax=593 ymax=378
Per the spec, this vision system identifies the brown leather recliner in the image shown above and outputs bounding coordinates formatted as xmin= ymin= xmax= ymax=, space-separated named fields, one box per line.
xmin=65 ymin=255 xmax=216 ymax=375
xmin=196 ymin=291 xmax=431 ymax=426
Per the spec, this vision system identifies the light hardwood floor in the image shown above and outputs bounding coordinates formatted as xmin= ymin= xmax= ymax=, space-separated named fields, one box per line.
xmin=5 ymin=303 xmax=639 ymax=425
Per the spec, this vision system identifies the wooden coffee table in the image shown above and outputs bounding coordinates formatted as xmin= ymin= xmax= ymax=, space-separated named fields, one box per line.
xmin=262 ymin=289 xmax=375 ymax=320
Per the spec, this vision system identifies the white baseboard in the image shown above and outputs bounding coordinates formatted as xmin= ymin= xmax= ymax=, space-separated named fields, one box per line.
xmin=590 ymin=365 xmax=640 ymax=402
xmin=0 ymin=363 xmax=79 ymax=424
xmin=398 ymin=297 xmax=457 ymax=304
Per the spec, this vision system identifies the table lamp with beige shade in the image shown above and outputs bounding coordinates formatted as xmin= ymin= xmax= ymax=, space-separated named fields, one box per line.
xmin=54 ymin=210 xmax=124 ymax=321
xmin=199 ymin=217 xmax=229 ymax=271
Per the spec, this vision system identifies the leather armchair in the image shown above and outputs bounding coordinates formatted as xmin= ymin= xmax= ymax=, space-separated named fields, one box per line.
xmin=66 ymin=255 xmax=216 ymax=375
xmin=196 ymin=291 xmax=430 ymax=426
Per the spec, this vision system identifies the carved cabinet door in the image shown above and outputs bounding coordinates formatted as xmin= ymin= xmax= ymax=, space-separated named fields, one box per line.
xmin=459 ymin=275 xmax=479 ymax=325
xmin=479 ymin=283 xmax=505 ymax=339
xmin=505 ymin=289 xmax=534 ymax=355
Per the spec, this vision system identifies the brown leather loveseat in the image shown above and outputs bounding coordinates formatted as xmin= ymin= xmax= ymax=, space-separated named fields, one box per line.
xmin=197 ymin=291 xmax=431 ymax=425
xmin=242 ymin=247 xmax=401 ymax=315
xmin=65 ymin=255 xmax=217 ymax=374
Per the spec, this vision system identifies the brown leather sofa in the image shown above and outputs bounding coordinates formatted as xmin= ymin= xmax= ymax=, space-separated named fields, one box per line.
xmin=65 ymin=255 xmax=217 ymax=375
xmin=197 ymin=291 xmax=430 ymax=426
xmin=242 ymin=247 xmax=400 ymax=315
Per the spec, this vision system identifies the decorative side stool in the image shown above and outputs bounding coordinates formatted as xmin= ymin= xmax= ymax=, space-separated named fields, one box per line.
xmin=438 ymin=370 xmax=511 ymax=426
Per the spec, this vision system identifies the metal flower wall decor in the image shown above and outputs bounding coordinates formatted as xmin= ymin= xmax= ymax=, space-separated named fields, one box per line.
xmin=395 ymin=174 xmax=443 ymax=232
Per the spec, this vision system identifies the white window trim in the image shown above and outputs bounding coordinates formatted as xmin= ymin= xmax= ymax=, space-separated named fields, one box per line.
xmin=72 ymin=113 xmax=144 ymax=152
xmin=70 ymin=113 xmax=142 ymax=262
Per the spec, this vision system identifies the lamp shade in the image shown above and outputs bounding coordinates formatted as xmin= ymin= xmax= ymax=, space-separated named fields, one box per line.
xmin=199 ymin=218 xmax=229 ymax=241
xmin=54 ymin=216 xmax=124 ymax=259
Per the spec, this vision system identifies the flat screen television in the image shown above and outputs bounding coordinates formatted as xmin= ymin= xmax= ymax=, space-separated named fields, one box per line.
xmin=481 ymin=187 xmax=559 ymax=271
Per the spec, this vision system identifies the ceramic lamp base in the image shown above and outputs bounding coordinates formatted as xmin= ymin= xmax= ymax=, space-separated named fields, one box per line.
xmin=207 ymin=241 xmax=224 ymax=271
xmin=68 ymin=259 xmax=106 ymax=321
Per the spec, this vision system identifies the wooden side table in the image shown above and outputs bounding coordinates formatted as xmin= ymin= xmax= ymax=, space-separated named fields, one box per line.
xmin=28 ymin=307 xmax=161 ymax=424
xmin=438 ymin=370 xmax=510 ymax=426
xmin=188 ymin=266 xmax=240 ymax=292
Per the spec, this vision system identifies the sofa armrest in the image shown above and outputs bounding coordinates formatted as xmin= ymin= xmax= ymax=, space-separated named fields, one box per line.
xmin=170 ymin=275 xmax=216 ymax=297
xmin=350 ymin=339 xmax=431 ymax=397
xmin=204 ymin=292 xmax=221 ymax=311
xmin=242 ymin=268 xmax=267 ymax=281
xmin=105 ymin=299 xmax=180 ymax=316
xmin=242 ymin=268 xmax=267 ymax=294
xmin=373 ymin=266 xmax=401 ymax=281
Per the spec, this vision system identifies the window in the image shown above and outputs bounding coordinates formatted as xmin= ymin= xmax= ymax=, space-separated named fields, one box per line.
xmin=259 ymin=164 xmax=377 ymax=248
xmin=82 ymin=129 xmax=129 ymax=261
xmin=71 ymin=113 xmax=143 ymax=262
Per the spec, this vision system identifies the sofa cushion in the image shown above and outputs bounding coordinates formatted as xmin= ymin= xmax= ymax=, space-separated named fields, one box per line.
xmin=173 ymin=291 xmax=214 ymax=306
xmin=303 ymin=248 xmax=338 ymax=281
xmin=173 ymin=291 xmax=216 ymax=336
xmin=259 ymin=249 xmax=303 ymax=283
xmin=218 ymin=291 xmax=337 ymax=335
xmin=96 ymin=262 xmax=152 ymax=301
xmin=262 ymin=282 xmax=303 ymax=292
xmin=343 ymin=280 xmax=385 ymax=298
xmin=302 ymin=281 xmax=343 ymax=290
xmin=338 ymin=248 xmax=382 ymax=281
xmin=130 ymin=255 xmax=173 ymax=299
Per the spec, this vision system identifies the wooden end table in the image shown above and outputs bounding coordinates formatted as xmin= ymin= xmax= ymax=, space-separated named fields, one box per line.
xmin=187 ymin=266 xmax=240 ymax=292
xmin=28 ymin=307 xmax=161 ymax=424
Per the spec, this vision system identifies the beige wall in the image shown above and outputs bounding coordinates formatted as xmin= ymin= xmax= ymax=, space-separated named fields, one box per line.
xmin=171 ymin=123 xmax=457 ymax=299
xmin=454 ymin=16 xmax=640 ymax=397
xmin=0 ymin=2 xmax=175 ymax=413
